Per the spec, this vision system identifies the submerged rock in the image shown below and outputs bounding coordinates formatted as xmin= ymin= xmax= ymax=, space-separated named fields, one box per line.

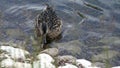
xmin=6 ymin=29 xmax=25 ymax=39
xmin=52 ymin=40 xmax=83 ymax=55
xmin=92 ymin=50 xmax=119 ymax=62
xmin=93 ymin=62 xmax=105 ymax=68
xmin=98 ymin=37 xmax=120 ymax=45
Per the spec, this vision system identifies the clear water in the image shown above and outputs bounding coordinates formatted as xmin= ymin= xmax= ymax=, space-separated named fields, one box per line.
xmin=0 ymin=0 xmax=120 ymax=66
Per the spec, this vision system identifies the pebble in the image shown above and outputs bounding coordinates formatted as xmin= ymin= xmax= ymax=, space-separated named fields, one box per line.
xmin=41 ymin=48 xmax=59 ymax=57
xmin=56 ymin=55 xmax=76 ymax=66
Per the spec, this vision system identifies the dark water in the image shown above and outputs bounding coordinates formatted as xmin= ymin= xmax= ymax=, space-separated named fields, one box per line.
xmin=0 ymin=0 xmax=120 ymax=66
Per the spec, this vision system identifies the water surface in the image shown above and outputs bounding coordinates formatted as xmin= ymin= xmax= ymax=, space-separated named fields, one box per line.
xmin=0 ymin=0 xmax=120 ymax=66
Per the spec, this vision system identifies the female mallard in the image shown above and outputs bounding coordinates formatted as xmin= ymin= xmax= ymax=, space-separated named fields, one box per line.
xmin=35 ymin=5 xmax=62 ymax=47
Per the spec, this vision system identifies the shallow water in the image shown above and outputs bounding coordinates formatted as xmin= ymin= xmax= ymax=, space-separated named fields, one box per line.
xmin=0 ymin=0 xmax=120 ymax=66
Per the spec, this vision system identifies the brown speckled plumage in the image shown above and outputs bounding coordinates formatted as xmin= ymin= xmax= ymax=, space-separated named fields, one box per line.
xmin=35 ymin=5 xmax=62 ymax=45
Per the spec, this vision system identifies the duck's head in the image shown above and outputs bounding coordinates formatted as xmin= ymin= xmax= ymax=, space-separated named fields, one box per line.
xmin=45 ymin=4 xmax=53 ymax=12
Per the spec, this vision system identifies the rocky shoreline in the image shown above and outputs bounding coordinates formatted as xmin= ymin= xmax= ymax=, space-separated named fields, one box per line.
xmin=0 ymin=42 xmax=119 ymax=68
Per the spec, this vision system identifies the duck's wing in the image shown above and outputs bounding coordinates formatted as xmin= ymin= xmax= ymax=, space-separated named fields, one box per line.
xmin=44 ymin=5 xmax=62 ymax=30
xmin=51 ymin=18 xmax=62 ymax=31
xmin=34 ymin=14 xmax=44 ymax=36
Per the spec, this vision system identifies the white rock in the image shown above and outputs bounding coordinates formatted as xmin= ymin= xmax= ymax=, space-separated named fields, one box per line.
xmin=0 ymin=53 xmax=11 ymax=59
xmin=13 ymin=62 xmax=32 ymax=68
xmin=87 ymin=66 xmax=100 ymax=68
xmin=76 ymin=59 xmax=92 ymax=68
xmin=33 ymin=53 xmax=55 ymax=68
xmin=1 ymin=58 xmax=14 ymax=68
xmin=58 ymin=63 xmax=77 ymax=68
xmin=37 ymin=53 xmax=54 ymax=63
xmin=112 ymin=66 xmax=120 ymax=68
xmin=0 ymin=46 xmax=30 ymax=60
xmin=40 ymin=61 xmax=55 ymax=68
xmin=33 ymin=60 xmax=55 ymax=68
xmin=33 ymin=61 xmax=40 ymax=68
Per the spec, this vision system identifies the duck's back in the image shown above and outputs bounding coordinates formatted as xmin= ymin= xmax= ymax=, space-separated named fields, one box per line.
xmin=35 ymin=5 xmax=62 ymax=40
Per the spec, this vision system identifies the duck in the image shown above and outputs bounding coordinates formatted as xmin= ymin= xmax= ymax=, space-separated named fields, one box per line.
xmin=34 ymin=4 xmax=62 ymax=48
